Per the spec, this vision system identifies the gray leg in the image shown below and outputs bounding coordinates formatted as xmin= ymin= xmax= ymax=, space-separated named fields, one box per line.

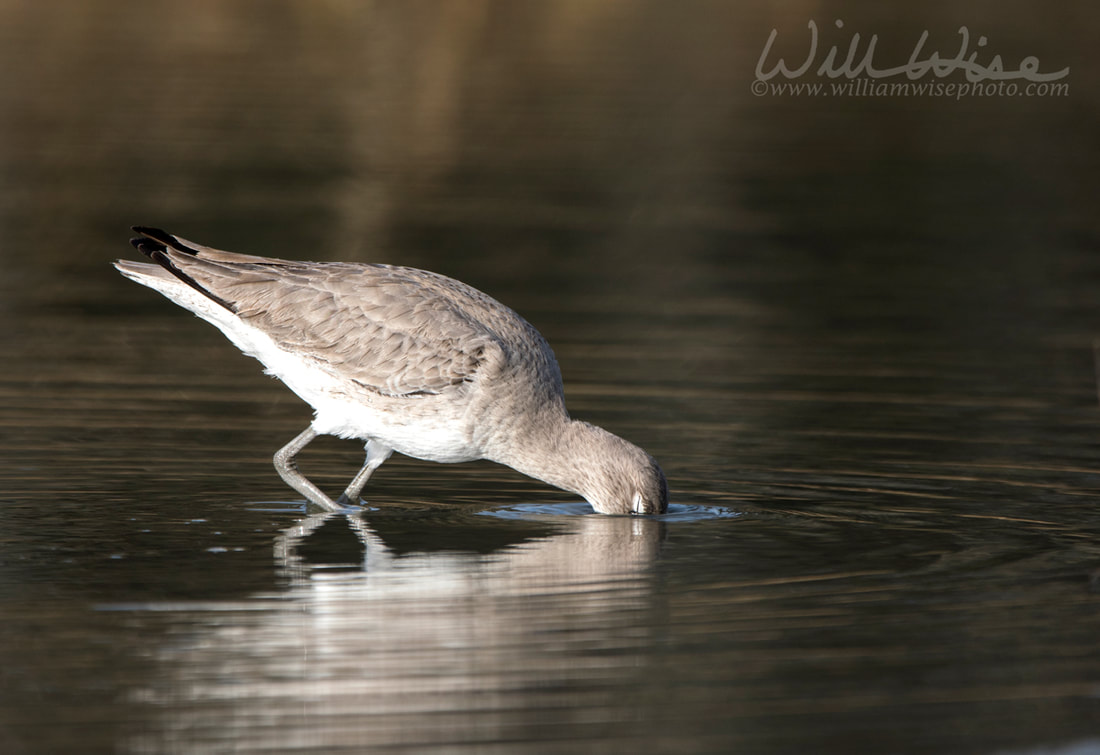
xmin=336 ymin=438 xmax=394 ymax=506
xmin=273 ymin=427 xmax=342 ymax=512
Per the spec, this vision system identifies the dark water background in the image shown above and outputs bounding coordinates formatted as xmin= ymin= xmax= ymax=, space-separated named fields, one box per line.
xmin=2 ymin=2 xmax=1099 ymax=753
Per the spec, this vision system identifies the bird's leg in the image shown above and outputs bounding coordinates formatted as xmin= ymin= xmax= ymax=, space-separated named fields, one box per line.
xmin=273 ymin=427 xmax=343 ymax=512
xmin=336 ymin=438 xmax=394 ymax=506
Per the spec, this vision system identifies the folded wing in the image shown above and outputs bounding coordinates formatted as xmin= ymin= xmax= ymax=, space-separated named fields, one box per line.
xmin=127 ymin=228 xmax=502 ymax=398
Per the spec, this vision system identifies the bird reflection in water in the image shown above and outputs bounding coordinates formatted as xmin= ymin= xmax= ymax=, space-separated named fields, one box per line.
xmin=273 ymin=506 xmax=666 ymax=589
xmin=124 ymin=507 xmax=667 ymax=752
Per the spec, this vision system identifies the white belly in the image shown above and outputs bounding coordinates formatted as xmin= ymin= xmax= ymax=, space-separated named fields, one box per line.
xmin=250 ymin=336 xmax=482 ymax=464
xmin=307 ymin=393 xmax=481 ymax=463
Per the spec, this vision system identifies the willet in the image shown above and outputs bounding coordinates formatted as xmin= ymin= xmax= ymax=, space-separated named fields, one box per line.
xmin=116 ymin=227 xmax=668 ymax=515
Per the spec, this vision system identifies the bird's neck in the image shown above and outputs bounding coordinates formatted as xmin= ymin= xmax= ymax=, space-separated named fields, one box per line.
xmin=491 ymin=413 xmax=622 ymax=506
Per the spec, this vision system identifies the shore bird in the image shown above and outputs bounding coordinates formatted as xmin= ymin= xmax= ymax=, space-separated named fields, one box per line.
xmin=116 ymin=227 xmax=668 ymax=515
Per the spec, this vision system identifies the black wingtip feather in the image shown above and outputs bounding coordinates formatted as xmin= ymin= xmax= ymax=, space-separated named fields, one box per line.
xmin=130 ymin=226 xmax=202 ymax=256
xmin=128 ymin=225 xmax=238 ymax=314
xmin=130 ymin=236 xmax=167 ymax=257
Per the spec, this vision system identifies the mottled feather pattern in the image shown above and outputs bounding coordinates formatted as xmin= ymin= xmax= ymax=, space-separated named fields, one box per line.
xmin=154 ymin=253 xmax=533 ymax=400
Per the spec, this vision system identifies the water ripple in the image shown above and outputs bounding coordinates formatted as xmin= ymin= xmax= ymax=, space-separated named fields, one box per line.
xmin=480 ymin=501 xmax=742 ymax=522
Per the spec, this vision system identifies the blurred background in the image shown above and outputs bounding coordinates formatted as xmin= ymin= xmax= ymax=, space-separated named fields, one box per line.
xmin=1 ymin=1 xmax=1099 ymax=753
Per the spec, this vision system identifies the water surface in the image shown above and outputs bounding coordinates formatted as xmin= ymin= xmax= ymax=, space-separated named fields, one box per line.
xmin=1 ymin=2 xmax=1099 ymax=753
